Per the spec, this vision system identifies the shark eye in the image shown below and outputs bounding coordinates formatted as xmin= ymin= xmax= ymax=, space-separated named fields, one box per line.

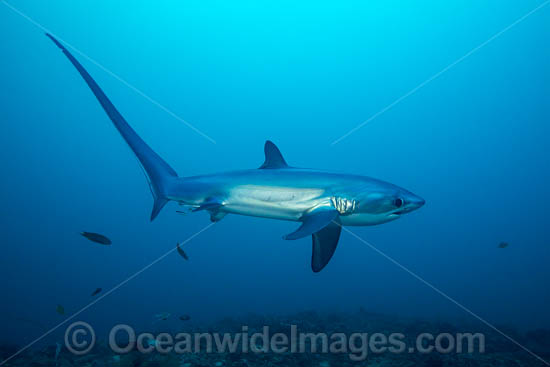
xmin=394 ymin=198 xmax=404 ymax=208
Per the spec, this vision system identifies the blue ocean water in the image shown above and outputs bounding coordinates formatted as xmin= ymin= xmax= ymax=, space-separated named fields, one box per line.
xmin=1 ymin=0 xmax=549 ymax=360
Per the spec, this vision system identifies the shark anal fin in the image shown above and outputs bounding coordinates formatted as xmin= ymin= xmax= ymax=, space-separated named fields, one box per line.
xmin=191 ymin=198 xmax=223 ymax=212
xmin=283 ymin=209 xmax=338 ymax=240
xmin=259 ymin=140 xmax=289 ymax=169
xmin=311 ymin=217 xmax=341 ymax=272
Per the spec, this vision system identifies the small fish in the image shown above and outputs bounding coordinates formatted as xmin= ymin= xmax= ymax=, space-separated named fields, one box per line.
xmin=56 ymin=305 xmax=65 ymax=315
xmin=176 ymin=205 xmax=194 ymax=215
xmin=91 ymin=288 xmax=102 ymax=297
xmin=179 ymin=315 xmax=191 ymax=321
xmin=176 ymin=242 xmax=189 ymax=260
xmin=498 ymin=242 xmax=509 ymax=249
xmin=154 ymin=312 xmax=171 ymax=321
xmin=81 ymin=232 xmax=112 ymax=245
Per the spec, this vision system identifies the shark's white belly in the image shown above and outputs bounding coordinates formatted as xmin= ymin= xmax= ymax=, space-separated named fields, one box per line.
xmin=222 ymin=185 xmax=328 ymax=221
xmin=219 ymin=184 xmax=399 ymax=226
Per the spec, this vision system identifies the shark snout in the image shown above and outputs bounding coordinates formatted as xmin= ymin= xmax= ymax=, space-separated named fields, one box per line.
xmin=410 ymin=195 xmax=425 ymax=209
xmin=404 ymin=195 xmax=425 ymax=215
xmin=393 ymin=193 xmax=425 ymax=215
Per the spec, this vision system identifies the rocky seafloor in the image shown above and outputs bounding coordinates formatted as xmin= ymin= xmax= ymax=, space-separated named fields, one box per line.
xmin=1 ymin=310 xmax=549 ymax=367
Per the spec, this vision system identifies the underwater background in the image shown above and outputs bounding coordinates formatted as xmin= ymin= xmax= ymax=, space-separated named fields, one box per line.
xmin=1 ymin=0 xmax=549 ymax=365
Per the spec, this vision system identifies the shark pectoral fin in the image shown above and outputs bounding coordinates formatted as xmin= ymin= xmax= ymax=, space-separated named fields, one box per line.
xmin=311 ymin=217 xmax=342 ymax=272
xmin=259 ymin=140 xmax=290 ymax=169
xmin=283 ymin=209 xmax=338 ymax=240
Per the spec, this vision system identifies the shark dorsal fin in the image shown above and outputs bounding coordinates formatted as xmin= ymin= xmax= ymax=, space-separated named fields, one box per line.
xmin=259 ymin=140 xmax=289 ymax=169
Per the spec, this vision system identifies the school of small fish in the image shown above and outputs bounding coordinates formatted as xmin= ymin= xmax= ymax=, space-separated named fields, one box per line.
xmin=39 ymin=231 xmax=193 ymax=325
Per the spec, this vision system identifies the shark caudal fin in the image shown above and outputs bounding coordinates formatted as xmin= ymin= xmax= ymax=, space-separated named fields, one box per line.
xmin=46 ymin=34 xmax=176 ymax=221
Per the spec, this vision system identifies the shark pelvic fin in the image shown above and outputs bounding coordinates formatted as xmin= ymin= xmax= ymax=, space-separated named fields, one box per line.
xmin=311 ymin=216 xmax=341 ymax=272
xmin=259 ymin=140 xmax=289 ymax=169
xmin=210 ymin=211 xmax=227 ymax=222
xmin=283 ymin=209 xmax=338 ymax=240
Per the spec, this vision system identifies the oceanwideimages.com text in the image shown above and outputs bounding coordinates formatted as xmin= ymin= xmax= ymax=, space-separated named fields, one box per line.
xmin=65 ymin=322 xmax=485 ymax=361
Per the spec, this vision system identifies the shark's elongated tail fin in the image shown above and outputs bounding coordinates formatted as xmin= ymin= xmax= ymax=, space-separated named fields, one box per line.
xmin=46 ymin=33 xmax=177 ymax=221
